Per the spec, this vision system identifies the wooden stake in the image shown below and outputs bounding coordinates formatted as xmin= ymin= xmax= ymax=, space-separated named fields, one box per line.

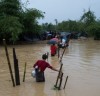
xmin=54 ymin=63 xmax=63 ymax=88
xmin=13 ymin=48 xmax=20 ymax=85
xmin=3 ymin=39 xmax=15 ymax=87
xmin=46 ymin=52 xmax=49 ymax=62
xmin=63 ymin=76 xmax=68 ymax=89
xmin=58 ymin=46 xmax=60 ymax=58
xmin=60 ymin=47 xmax=66 ymax=62
xmin=58 ymin=73 xmax=63 ymax=90
xmin=23 ymin=62 xmax=27 ymax=82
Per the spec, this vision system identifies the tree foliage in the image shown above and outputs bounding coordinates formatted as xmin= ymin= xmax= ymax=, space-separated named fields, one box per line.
xmin=22 ymin=8 xmax=44 ymax=34
xmin=0 ymin=1 xmax=100 ymax=43
xmin=0 ymin=16 xmax=23 ymax=43
xmin=0 ymin=0 xmax=44 ymax=43
xmin=80 ymin=9 xmax=96 ymax=26
xmin=41 ymin=23 xmax=55 ymax=32
xmin=0 ymin=0 xmax=23 ymax=43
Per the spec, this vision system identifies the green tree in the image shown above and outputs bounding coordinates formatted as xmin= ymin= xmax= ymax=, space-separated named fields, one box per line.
xmin=41 ymin=23 xmax=55 ymax=32
xmin=22 ymin=8 xmax=44 ymax=36
xmin=0 ymin=16 xmax=23 ymax=43
xmin=0 ymin=0 xmax=44 ymax=43
xmin=80 ymin=9 xmax=96 ymax=36
xmin=80 ymin=9 xmax=96 ymax=26
xmin=0 ymin=0 xmax=23 ymax=44
xmin=57 ymin=20 xmax=78 ymax=32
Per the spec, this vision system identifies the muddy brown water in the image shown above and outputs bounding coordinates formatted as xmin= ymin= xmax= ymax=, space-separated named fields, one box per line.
xmin=0 ymin=38 xmax=100 ymax=96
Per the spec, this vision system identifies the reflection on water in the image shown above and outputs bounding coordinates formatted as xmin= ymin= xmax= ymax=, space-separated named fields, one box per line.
xmin=0 ymin=38 xmax=100 ymax=96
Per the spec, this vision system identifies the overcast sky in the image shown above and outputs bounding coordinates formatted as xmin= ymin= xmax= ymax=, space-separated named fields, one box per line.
xmin=22 ymin=0 xmax=100 ymax=24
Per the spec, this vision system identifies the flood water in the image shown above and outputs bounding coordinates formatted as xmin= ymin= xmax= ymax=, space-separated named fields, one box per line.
xmin=0 ymin=38 xmax=100 ymax=96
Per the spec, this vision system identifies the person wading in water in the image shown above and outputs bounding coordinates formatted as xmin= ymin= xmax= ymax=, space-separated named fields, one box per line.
xmin=32 ymin=54 xmax=59 ymax=82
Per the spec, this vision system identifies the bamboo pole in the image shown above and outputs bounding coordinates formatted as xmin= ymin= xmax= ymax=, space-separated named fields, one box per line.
xmin=46 ymin=52 xmax=49 ymax=62
xmin=23 ymin=62 xmax=27 ymax=82
xmin=63 ymin=76 xmax=68 ymax=89
xmin=54 ymin=63 xmax=63 ymax=88
xmin=58 ymin=73 xmax=63 ymax=90
xmin=59 ymin=47 xmax=66 ymax=62
xmin=3 ymin=39 xmax=15 ymax=87
xmin=58 ymin=46 xmax=60 ymax=58
xmin=13 ymin=48 xmax=20 ymax=85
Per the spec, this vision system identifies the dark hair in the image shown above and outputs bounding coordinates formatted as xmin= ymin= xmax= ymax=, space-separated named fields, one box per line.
xmin=53 ymin=43 xmax=55 ymax=45
xmin=42 ymin=54 xmax=48 ymax=60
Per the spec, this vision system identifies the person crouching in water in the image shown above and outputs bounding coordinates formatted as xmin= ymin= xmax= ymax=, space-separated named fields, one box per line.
xmin=50 ymin=43 xmax=57 ymax=56
xmin=32 ymin=54 xmax=59 ymax=82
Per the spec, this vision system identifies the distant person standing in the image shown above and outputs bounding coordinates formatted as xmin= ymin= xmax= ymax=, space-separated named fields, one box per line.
xmin=50 ymin=43 xmax=57 ymax=56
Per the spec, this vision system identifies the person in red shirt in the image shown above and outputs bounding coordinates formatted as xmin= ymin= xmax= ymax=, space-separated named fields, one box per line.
xmin=33 ymin=54 xmax=59 ymax=82
xmin=50 ymin=43 xmax=57 ymax=56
